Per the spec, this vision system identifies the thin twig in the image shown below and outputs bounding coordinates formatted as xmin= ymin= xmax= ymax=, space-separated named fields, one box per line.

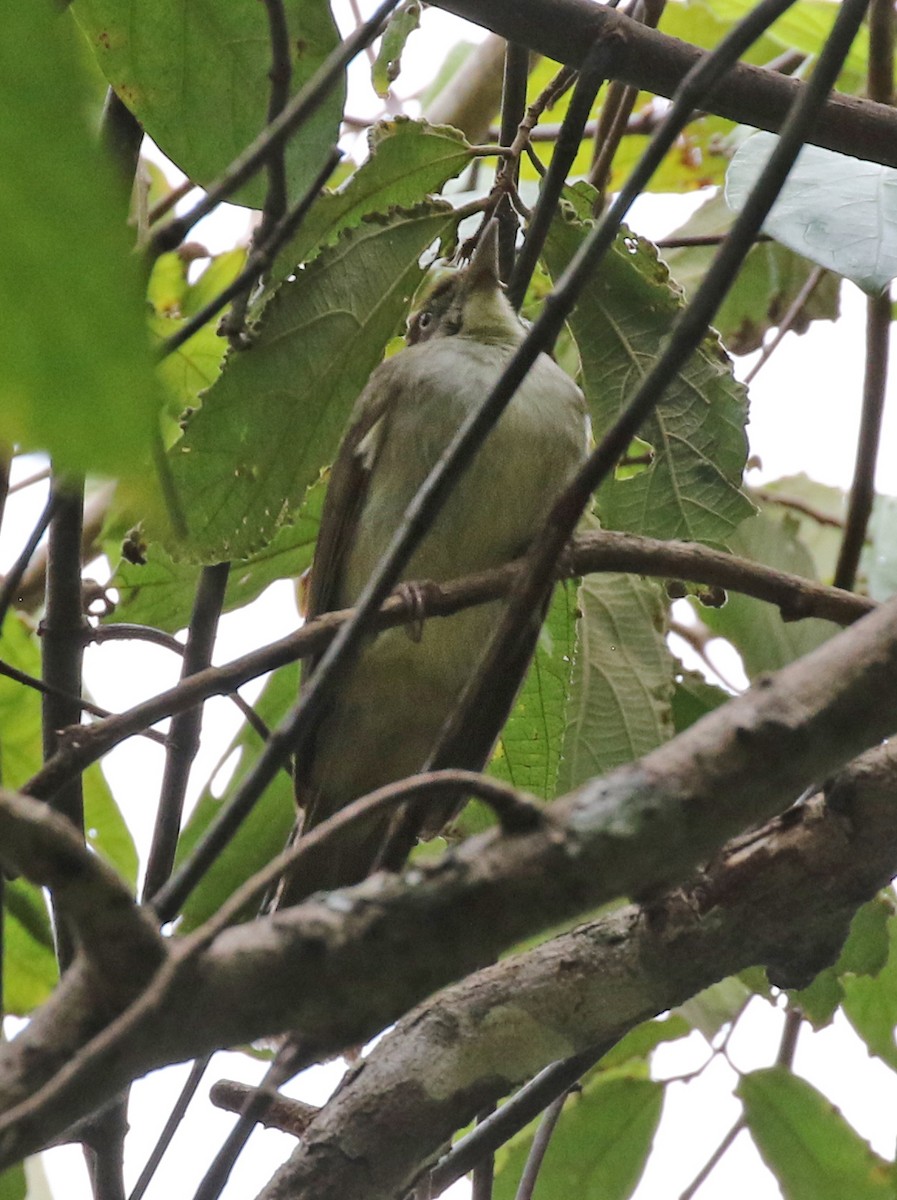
xmin=513 ymin=1090 xmax=569 ymax=1200
xmin=777 ymin=1006 xmax=803 ymax=1067
xmin=40 ymin=475 xmax=86 ymax=968
xmin=7 ymin=466 xmax=51 ymax=496
xmin=146 ymin=179 xmax=196 ymax=226
xmin=208 ymin=1078 xmax=317 ymax=1135
xmin=0 ymin=492 xmax=59 ymax=629
xmin=189 ymin=1045 xmax=305 ymax=1200
xmin=834 ymin=286 xmax=890 ymax=589
xmin=743 ymin=265 xmax=827 ymax=385
xmin=656 ymin=233 xmax=772 ymax=249
xmin=427 ymin=1047 xmax=610 ymax=1195
xmin=0 ymin=658 xmax=166 ymax=746
xmin=754 ymin=490 xmax=845 ymax=529
xmin=834 ymin=0 xmax=893 ymax=589
xmin=154 ymin=767 xmax=544 ymax=923
xmin=143 ymin=564 xmax=230 ymax=903
xmin=24 ymin=527 xmax=874 ymax=805
xmin=496 ymin=42 xmax=530 ymax=282
xmin=678 ymin=1117 xmax=745 ymax=1200
xmin=87 ymin=624 xmax=273 ymax=747
xmin=128 ymin=1057 xmax=212 ymax=1200
xmin=148 ymin=0 xmax=398 ymax=260
xmin=588 ymin=0 xmax=666 ymax=209
xmin=508 ymin=42 xmax=613 ymax=310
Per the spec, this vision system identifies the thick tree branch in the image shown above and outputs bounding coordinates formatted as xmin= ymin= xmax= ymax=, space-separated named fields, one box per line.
xmin=258 ymin=741 xmax=897 ymax=1200
xmin=432 ymin=0 xmax=897 ymax=169
xmin=2 ymin=596 xmax=897 ymax=1164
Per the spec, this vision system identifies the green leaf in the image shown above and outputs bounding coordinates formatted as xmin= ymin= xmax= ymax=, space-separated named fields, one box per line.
xmin=275 ymin=118 xmax=472 ymax=277
xmin=372 ymin=2 xmax=421 ymax=98
xmin=676 ymin=975 xmax=752 ymax=1041
xmin=72 ymin=0 xmax=344 ymax=210
xmin=863 ymin=495 xmax=897 ymax=602
xmin=698 ymin=510 xmax=838 ymax=675
xmin=659 ymin=0 xmax=782 ymax=65
xmin=740 ymin=1067 xmax=896 ymax=1200
xmin=3 ymin=881 xmax=58 ymax=1016
xmin=106 ymin=476 xmax=325 ymax=632
xmin=671 ymin=663 xmax=729 ymax=733
xmin=175 ymin=666 xmax=299 ymax=929
xmin=3 ymin=6 xmax=159 ymax=483
xmin=544 ymin=188 xmax=753 ymax=543
xmin=701 ymin=0 xmax=868 ymax=92
xmin=726 ymin=133 xmax=897 ymax=295
xmin=663 ymin=189 xmax=840 ymax=355
xmin=797 ymin=894 xmax=895 ymax=1030
xmin=0 ymin=1164 xmax=26 ymax=1200
xmin=558 ymin=573 xmax=674 ymax=789
xmin=841 ymin=904 xmax=897 ymax=1071
xmin=490 ymin=583 xmax=580 ymax=801
xmin=599 ymin=1014 xmax=692 ymax=1070
xmin=493 ymin=1070 xmax=663 ymax=1200
xmin=169 ymin=204 xmax=460 ymax=563
xmin=753 ymin=474 xmax=846 ymax=583
xmin=0 ymin=615 xmax=137 ymax=882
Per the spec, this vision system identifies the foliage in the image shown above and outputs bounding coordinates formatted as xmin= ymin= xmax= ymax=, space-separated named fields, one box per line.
xmin=3 ymin=2 xmax=897 ymax=1199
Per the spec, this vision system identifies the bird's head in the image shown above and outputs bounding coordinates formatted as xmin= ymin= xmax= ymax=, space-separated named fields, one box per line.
xmin=406 ymin=220 xmax=525 ymax=348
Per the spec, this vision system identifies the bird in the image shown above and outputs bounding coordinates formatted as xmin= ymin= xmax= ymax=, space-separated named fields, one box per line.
xmin=280 ymin=219 xmax=589 ymax=904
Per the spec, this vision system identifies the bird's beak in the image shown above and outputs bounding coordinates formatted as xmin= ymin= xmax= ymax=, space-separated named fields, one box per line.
xmin=465 ymin=219 xmax=501 ymax=292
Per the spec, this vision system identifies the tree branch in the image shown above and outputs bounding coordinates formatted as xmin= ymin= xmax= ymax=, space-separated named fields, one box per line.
xmin=3 ymin=595 xmax=897 ymax=1164
xmin=257 ymin=741 xmax=897 ymax=1200
xmin=24 ymin=528 xmax=873 ymax=804
xmin=432 ymin=0 xmax=897 ymax=169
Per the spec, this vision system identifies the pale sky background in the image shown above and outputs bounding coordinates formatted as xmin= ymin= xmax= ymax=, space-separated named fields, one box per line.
xmin=6 ymin=2 xmax=897 ymax=1198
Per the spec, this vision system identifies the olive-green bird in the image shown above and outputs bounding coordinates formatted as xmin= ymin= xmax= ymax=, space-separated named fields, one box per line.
xmin=283 ymin=221 xmax=588 ymax=903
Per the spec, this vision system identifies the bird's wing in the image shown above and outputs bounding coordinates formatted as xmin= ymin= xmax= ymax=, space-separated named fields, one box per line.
xmin=303 ymin=361 xmax=397 ymax=636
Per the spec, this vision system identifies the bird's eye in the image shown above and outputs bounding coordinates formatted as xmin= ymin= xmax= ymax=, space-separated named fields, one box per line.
xmin=418 ymin=311 xmax=432 ymax=330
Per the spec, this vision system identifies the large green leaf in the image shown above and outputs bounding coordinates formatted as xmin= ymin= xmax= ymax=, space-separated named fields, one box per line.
xmin=0 ymin=1164 xmax=26 ymax=1200
xmin=557 ymin=573 xmax=674 ymax=789
xmin=726 ymin=134 xmax=897 ymax=295
xmin=106 ymin=476 xmax=325 ymax=632
xmin=702 ymin=0 xmax=868 ymax=93
xmin=174 ymin=665 xmax=299 ymax=929
xmin=493 ymin=1070 xmax=663 ymax=1200
xmin=0 ymin=615 xmax=137 ymax=883
xmin=72 ymin=0 xmax=344 ymax=210
xmin=841 ymin=905 xmax=897 ymax=1072
xmin=797 ymin=894 xmax=894 ymax=1030
xmin=3 ymin=880 xmax=58 ymax=1017
xmin=663 ymin=189 xmax=840 ymax=355
xmin=169 ymin=204 xmax=461 ymax=562
xmin=2 ymin=7 xmax=159 ymax=484
xmin=544 ymin=187 xmax=753 ymax=543
xmin=490 ymin=583 xmax=580 ymax=801
xmin=698 ymin=510 xmax=838 ymax=675
xmin=863 ymin=496 xmax=897 ymax=602
xmin=275 ymin=118 xmax=473 ymax=277
xmin=150 ymin=249 xmax=248 ymax=428
xmin=740 ymin=1068 xmax=896 ymax=1200
xmin=658 ymin=0 xmax=782 ymax=65
xmin=753 ymin=474 xmax=846 ymax=583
